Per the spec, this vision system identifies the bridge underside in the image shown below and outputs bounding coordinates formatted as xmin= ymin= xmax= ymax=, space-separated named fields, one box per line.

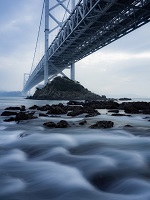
xmin=23 ymin=0 xmax=150 ymax=93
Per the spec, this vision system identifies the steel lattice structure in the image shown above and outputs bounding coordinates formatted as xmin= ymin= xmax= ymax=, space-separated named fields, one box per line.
xmin=23 ymin=0 xmax=150 ymax=93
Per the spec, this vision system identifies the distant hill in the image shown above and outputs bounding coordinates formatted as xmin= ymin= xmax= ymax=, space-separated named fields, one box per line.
xmin=0 ymin=91 xmax=22 ymax=97
xmin=30 ymin=76 xmax=106 ymax=100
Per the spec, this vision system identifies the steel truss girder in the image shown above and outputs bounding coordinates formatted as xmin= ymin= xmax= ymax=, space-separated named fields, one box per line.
xmin=23 ymin=0 xmax=150 ymax=93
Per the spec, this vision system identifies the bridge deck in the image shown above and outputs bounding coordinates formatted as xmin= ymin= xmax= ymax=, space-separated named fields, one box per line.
xmin=23 ymin=0 xmax=150 ymax=92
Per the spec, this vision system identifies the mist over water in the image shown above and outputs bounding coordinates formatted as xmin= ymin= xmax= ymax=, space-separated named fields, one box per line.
xmin=0 ymin=97 xmax=150 ymax=200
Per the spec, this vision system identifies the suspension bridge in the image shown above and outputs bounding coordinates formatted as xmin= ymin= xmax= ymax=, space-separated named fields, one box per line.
xmin=22 ymin=0 xmax=150 ymax=94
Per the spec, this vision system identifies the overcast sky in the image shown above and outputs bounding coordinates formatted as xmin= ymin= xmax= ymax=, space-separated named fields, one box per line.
xmin=0 ymin=0 xmax=150 ymax=98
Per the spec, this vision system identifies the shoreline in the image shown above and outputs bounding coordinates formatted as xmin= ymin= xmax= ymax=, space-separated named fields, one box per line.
xmin=0 ymin=100 xmax=150 ymax=137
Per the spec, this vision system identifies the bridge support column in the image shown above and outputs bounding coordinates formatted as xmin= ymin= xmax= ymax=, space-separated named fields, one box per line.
xmin=71 ymin=63 xmax=75 ymax=81
xmin=44 ymin=0 xmax=49 ymax=85
xmin=70 ymin=0 xmax=76 ymax=81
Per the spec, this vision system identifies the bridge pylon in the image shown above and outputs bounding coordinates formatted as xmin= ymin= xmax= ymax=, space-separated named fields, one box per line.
xmin=70 ymin=0 xmax=76 ymax=81
xmin=44 ymin=0 xmax=76 ymax=85
xmin=44 ymin=0 xmax=49 ymax=85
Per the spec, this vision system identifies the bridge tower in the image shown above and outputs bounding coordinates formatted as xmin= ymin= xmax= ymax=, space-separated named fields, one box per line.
xmin=70 ymin=0 xmax=75 ymax=81
xmin=44 ymin=0 xmax=76 ymax=85
xmin=44 ymin=0 xmax=49 ymax=85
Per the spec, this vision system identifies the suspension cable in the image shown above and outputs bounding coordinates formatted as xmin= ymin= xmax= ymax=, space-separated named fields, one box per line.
xmin=61 ymin=0 xmax=71 ymax=24
xmin=30 ymin=0 xmax=45 ymax=75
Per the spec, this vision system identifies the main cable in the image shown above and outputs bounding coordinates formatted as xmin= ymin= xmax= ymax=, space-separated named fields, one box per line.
xmin=30 ymin=0 xmax=45 ymax=75
xmin=61 ymin=0 xmax=71 ymax=24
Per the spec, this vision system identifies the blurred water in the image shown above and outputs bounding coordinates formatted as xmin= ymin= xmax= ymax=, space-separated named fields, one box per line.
xmin=0 ymin=97 xmax=150 ymax=200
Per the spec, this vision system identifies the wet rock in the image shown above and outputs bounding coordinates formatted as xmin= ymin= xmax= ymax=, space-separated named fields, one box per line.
xmin=83 ymin=105 xmax=100 ymax=117
xmin=142 ymin=110 xmax=150 ymax=114
xmin=15 ymin=112 xmax=37 ymax=122
xmin=1 ymin=111 xmax=18 ymax=116
xmin=79 ymin=120 xmax=87 ymax=125
xmin=43 ymin=121 xmax=56 ymax=128
xmin=20 ymin=105 xmax=26 ymax=111
xmin=39 ymin=113 xmax=49 ymax=117
xmin=124 ymin=124 xmax=133 ymax=127
xmin=84 ymin=100 xmax=119 ymax=109
xmin=108 ymin=109 xmax=119 ymax=113
xmin=46 ymin=106 xmax=67 ymax=115
xmin=90 ymin=121 xmax=114 ymax=129
xmin=121 ymin=102 xmax=150 ymax=114
xmin=67 ymin=100 xmax=84 ymax=105
xmin=119 ymin=98 xmax=131 ymax=101
xmin=85 ymin=111 xmax=100 ymax=117
xmin=56 ymin=120 xmax=69 ymax=128
xmin=3 ymin=117 xmax=15 ymax=122
xmin=124 ymin=105 xmax=140 ymax=114
xmin=29 ymin=105 xmax=39 ymax=110
xmin=111 ymin=114 xmax=131 ymax=117
xmin=67 ymin=106 xmax=84 ymax=116
xmin=37 ymin=104 xmax=51 ymax=111
xmin=5 ymin=106 xmax=20 ymax=110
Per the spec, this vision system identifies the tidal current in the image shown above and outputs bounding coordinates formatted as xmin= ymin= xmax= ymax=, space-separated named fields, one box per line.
xmin=0 ymin=97 xmax=150 ymax=200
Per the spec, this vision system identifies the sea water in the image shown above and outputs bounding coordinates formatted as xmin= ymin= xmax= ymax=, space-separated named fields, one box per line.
xmin=0 ymin=97 xmax=150 ymax=200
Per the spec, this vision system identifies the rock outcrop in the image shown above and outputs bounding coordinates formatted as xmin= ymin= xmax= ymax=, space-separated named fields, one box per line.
xmin=30 ymin=76 xmax=106 ymax=100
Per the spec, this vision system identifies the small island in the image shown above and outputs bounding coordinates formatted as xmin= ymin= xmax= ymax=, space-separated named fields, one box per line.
xmin=29 ymin=76 xmax=106 ymax=100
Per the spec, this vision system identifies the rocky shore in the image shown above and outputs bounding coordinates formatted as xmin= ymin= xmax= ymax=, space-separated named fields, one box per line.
xmin=1 ymin=100 xmax=150 ymax=130
xmin=28 ymin=76 xmax=106 ymax=100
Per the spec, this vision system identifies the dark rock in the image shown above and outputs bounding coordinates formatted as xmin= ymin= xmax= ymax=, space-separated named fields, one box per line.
xmin=85 ymin=111 xmax=100 ymax=117
xmin=5 ymin=106 xmax=20 ymax=110
xmin=30 ymin=76 xmax=106 ymax=100
xmin=39 ymin=113 xmax=49 ymax=117
xmin=37 ymin=104 xmax=51 ymax=111
xmin=50 ymin=115 xmax=61 ymax=117
xmin=124 ymin=105 xmax=140 ymax=114
xmin=111 ymin=114 xmax=131 ymax=117
xmin=46 ymin=106 xmax=67 ymax=115
xmin=67 ymin=106 xmax=84 ymax=116
xmin=43 ymin=121 xmax=56 ymax=128
xmin=121 ymin=102 xmax=150 ymax=114
xmin=56 ymin=120 xmax=69 ymax=128
xmin=15 ymin=112 xmax=37 ymax=122
xmin=90 ymin=121 xmax=114 ymax=129
xmin=119 ymin=98 xmax=131 ymax=101
xmin=84 ymin=100 xmax=119 ymax=110
xmin=108 ymin=109 xmax=119 ymax=113
xmin=142 ymin=110 xmax=150 ymax=114
xmin=4 ymin=117 xmax=15 ymax=122
xmin=20 ymin=105 xmax=26 ymax=111
xmin=105 ymin=101 xmax=119 ymax=109
xmin=79 ymin=120 xmax=87 ymax=125
xmin=29 ymin=105 xmax=39 ymax=110
xmin=124 ymin=124 xmax=133 ymax=127
xmin=1 ymin=111 xmax=18 ymax=116
xmin=67 ymin=100 xmax=84 ymax=105
xmin=43 ymin=120 xmax=69 ymax=128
